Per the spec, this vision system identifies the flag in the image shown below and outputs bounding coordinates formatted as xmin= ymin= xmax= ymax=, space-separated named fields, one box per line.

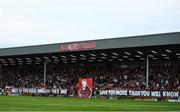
xmin=78 ymin=78 xmax=93 ymax=98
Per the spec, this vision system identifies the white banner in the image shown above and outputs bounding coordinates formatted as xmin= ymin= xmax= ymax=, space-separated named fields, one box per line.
xmin=100 ymin=90 xmax=179 ymax=98
xmin=11 ymin=88 xmax=67 ymax=95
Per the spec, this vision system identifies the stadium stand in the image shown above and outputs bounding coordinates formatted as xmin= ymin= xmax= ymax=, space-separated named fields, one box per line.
xmin=0 ymin=32 xmax=180 ymax=99
xmin=1 ymin=61 xmax=180 ymax=90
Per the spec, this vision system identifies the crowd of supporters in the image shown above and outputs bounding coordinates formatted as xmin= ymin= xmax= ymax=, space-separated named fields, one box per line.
xmin=0 ymin=61 xmax=180 ymax=94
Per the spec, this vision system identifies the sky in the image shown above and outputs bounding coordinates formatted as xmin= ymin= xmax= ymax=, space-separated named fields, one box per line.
xmin=0 ymin=0 xmax=179 ymax=48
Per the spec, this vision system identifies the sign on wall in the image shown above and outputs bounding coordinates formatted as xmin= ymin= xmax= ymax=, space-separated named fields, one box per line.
xmin=60 ymin=41 xmax=96 ymax=52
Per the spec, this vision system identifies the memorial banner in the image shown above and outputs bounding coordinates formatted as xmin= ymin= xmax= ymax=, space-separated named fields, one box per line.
xmin=78 ymin=78 xmax=93 ymax=98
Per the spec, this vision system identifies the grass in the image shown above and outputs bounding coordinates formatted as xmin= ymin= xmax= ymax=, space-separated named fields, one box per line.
xmin=0 ymin=96 xmax=180 ymax=111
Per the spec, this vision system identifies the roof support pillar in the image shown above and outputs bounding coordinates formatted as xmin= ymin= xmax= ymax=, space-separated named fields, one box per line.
xmin=146 ymin=55 xmax=149 ymax=89
xmin=43 ymin=61 xmax=47 ymax=86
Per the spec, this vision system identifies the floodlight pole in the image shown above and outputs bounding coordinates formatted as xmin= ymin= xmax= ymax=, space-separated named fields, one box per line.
xmin=146 ymin=55 xmax=149 ymax=89
xmin=43 ymin=61 xmax=47 ymax=86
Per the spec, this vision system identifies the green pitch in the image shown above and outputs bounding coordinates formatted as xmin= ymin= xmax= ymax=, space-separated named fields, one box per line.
xmin=0 ymin=96 xmax=180 ymax=111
